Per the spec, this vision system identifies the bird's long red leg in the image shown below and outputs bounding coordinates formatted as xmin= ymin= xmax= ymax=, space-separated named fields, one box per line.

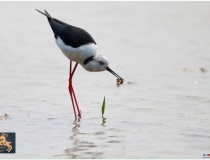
xmin=69 ymin=61 xmax=77 ymax=120
xmin=70 ymin=63 xmax=81 ymax=118
xmin=71 ymin=83 xmax=81 ymax=118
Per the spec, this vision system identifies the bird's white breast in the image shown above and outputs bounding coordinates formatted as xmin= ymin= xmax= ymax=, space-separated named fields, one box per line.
xmin=55 ymin=36 xmax=97 ymax=64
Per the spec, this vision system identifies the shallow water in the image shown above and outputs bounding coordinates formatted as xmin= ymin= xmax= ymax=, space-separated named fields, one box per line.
xmin=0 ymin=1 xmax=210 ymax=158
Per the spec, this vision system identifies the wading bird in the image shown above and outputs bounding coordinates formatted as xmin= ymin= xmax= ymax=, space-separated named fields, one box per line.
xmin=36 ymin=9 xmax=124 ymax=120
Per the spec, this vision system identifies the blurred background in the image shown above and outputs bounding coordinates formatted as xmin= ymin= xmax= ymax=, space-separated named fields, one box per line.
xmin=0 ymin=1 xmax=210 ymax=158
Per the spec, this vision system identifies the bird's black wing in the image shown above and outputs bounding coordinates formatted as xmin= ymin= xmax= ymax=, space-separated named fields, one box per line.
xmin=36 ymin=9 xmax=96 ymax=48
xmin=48 ymin=18 xmax=96 ymax=48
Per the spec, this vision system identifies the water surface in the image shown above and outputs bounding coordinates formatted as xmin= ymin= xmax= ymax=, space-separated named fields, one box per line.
xmin=0 ymin=2 xmax=210 ymax=158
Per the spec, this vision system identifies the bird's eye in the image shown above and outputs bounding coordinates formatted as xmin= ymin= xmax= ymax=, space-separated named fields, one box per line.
xmin=99 ymin=60 xmax=104 ymax=65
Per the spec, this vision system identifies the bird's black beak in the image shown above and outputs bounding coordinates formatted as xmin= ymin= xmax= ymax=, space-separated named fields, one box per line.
xmin=106 ymin=67 xmax=124 ymax=81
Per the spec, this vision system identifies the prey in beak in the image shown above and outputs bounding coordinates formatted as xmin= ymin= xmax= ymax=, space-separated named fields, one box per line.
xmin=106 ymin=67 xmax=124 ymax=84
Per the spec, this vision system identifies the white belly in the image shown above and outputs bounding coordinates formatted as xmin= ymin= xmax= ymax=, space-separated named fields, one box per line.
xmin=55 ymin=36 xmax=97 ymax=64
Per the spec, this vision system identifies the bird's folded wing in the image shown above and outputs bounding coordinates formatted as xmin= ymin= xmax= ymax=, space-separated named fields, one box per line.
xmin=48 ymin=18 xmax=96 ymax=48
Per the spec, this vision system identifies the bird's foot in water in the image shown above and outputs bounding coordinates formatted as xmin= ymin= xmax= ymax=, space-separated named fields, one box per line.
xmin=78 ymin=111 xmax=82 ymax=118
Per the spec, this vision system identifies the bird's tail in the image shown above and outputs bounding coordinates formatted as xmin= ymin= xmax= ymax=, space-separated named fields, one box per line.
xmin=36 ymin=9 xmax=52 ymax=19
xmin=36 ymin=9 xmax=69 ymax=36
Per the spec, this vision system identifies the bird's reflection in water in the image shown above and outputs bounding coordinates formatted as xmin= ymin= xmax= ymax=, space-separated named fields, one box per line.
xmin=72 ymin=118 xmax=81 ymax=136
xmin=64 ymin=118 xmax=84 ymax=158
xmin=64 ymin=118 xmax=103 ymax=158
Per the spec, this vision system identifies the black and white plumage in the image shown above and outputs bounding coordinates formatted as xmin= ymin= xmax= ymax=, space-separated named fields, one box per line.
xmin=36 ymin=9 xmax=124 ymax=78
xmin=49 ymin=17 xmax=96 ymax=48
xmin=36 ymin=9 xmax=124 ymax=120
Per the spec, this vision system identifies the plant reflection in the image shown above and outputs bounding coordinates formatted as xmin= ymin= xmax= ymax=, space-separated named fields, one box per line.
xmin=101 ymin=117 xmax=107 ymax=127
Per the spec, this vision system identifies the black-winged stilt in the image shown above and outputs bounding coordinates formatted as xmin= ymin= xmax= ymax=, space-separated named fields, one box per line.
xmin=36 ymin=9 xmax=124 ymax=120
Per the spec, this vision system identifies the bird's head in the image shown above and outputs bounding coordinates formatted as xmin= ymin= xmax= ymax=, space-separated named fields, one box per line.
xmin=82 ymin=55 xmax=124 ymax=80
xmin=83 ymin=55 xmax=109 ymax=72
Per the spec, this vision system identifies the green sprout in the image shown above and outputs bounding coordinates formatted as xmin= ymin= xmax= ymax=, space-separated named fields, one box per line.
xmin=102 ymin=96 xmax=106 ymax=118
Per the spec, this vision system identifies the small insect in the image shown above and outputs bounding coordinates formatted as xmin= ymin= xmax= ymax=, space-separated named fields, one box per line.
xmin=116 ymin=78 xmax=124 ymax=86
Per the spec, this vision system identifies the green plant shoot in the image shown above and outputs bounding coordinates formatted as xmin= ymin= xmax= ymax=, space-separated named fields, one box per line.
xmin=102 ymin=96 xmax=106 ymax=117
